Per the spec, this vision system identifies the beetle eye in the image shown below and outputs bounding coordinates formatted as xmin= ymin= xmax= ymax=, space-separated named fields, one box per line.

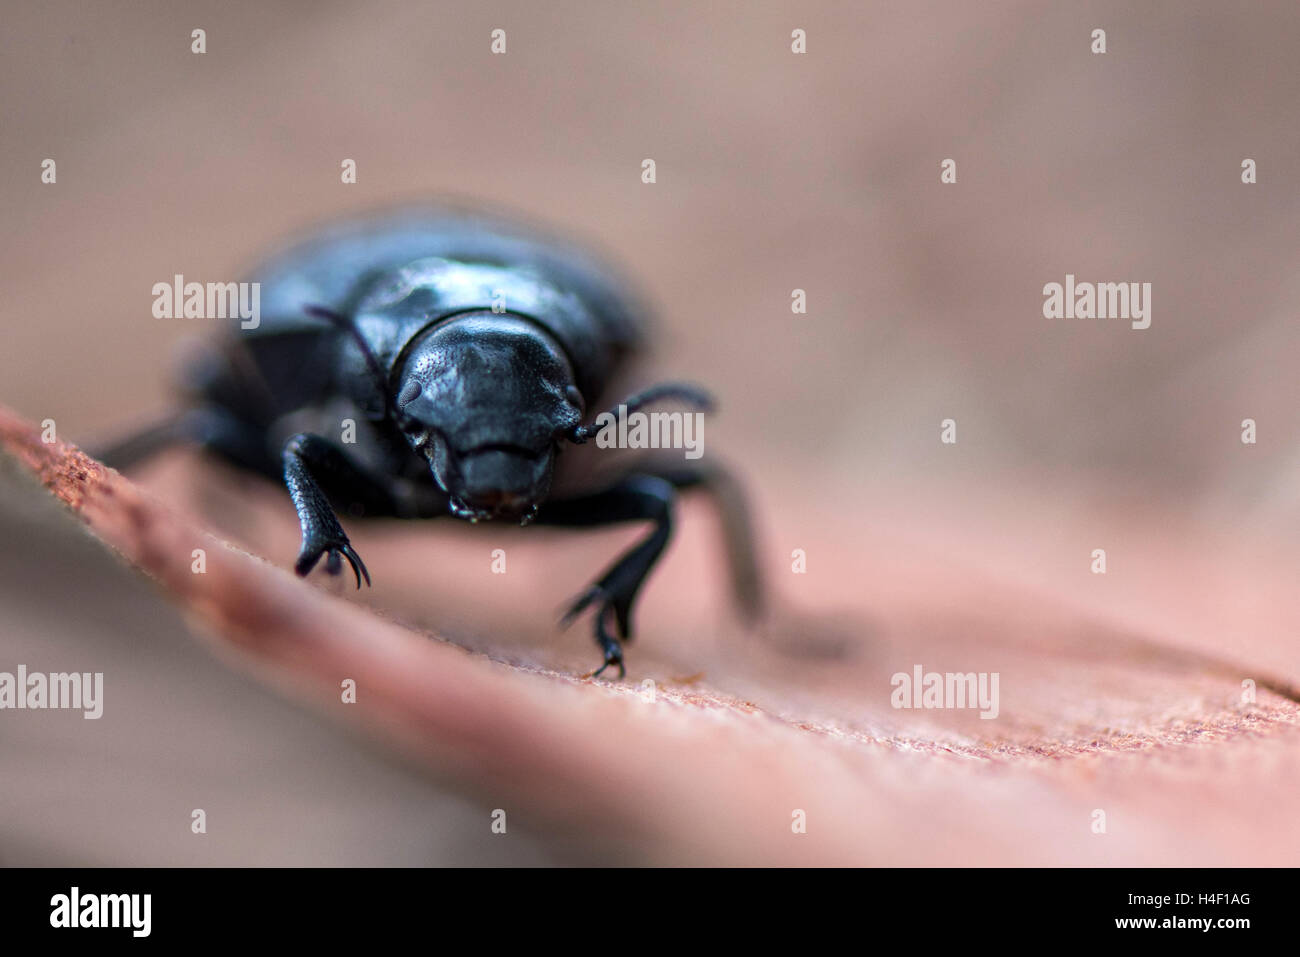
xmin=565 ymin=385 xmax=585 ymax=414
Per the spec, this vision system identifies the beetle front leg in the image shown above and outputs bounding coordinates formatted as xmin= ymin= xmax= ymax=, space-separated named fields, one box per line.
xmin=281 ymin=432 xmax=394 ymax=588
xmin=536 ymin=475 xmax=676 ymax=678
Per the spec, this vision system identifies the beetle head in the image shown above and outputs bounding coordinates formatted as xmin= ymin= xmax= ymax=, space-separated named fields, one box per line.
xmin=394 ymin=313 xmax=583 ymax=523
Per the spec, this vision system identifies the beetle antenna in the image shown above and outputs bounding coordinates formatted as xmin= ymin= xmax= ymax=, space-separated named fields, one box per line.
xmin=303 ymin=304 xmax=408 ymax=426
xmin=568 ymin=383 xmax=714 ymax=444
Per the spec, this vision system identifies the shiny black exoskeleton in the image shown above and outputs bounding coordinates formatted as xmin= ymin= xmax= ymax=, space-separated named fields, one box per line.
xmin=100 ymin=205 xmax=761 ymax=677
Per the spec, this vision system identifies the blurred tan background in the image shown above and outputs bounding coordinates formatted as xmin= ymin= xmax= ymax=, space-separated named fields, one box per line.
xmin=2 ymin=1 xmax=1299 ymax=865
xmin=5 ymin=0 xmax=1297 ymax=507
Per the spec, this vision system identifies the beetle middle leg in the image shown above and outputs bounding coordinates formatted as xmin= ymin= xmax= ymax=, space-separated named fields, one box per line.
xmin=628 ymin=457 xmax=763 ymax=624
xmin=92 ymin=404 xmax=279 ymax=476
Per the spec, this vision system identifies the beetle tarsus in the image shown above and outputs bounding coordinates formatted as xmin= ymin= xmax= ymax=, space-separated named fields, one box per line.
xmin=584 ymin=609 xmax=626 ymax=679
xmin=283 ymin=433 xmax=385 ymax=589
xmin=565 ymin=589 xmax=623 ymax=678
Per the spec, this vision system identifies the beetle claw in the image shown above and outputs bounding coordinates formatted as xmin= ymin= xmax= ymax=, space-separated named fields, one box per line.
xmin=296 ymin=541 xmax=371 ymax=589
xmin=338 ymin=544 xmax=371 ymax=588
xmin=586 ymin=654 xmax=626 ymax=681
xmin=567 ymin=598 xmax=625 ymax=680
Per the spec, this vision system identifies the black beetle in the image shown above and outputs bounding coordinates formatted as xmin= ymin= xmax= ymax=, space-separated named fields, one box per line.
xmin=100 ymin=205 xmax=761 ymax=677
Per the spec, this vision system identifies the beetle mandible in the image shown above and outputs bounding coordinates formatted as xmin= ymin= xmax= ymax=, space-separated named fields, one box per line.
xmin=99 ymin=205 xmax=762 ymax=677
